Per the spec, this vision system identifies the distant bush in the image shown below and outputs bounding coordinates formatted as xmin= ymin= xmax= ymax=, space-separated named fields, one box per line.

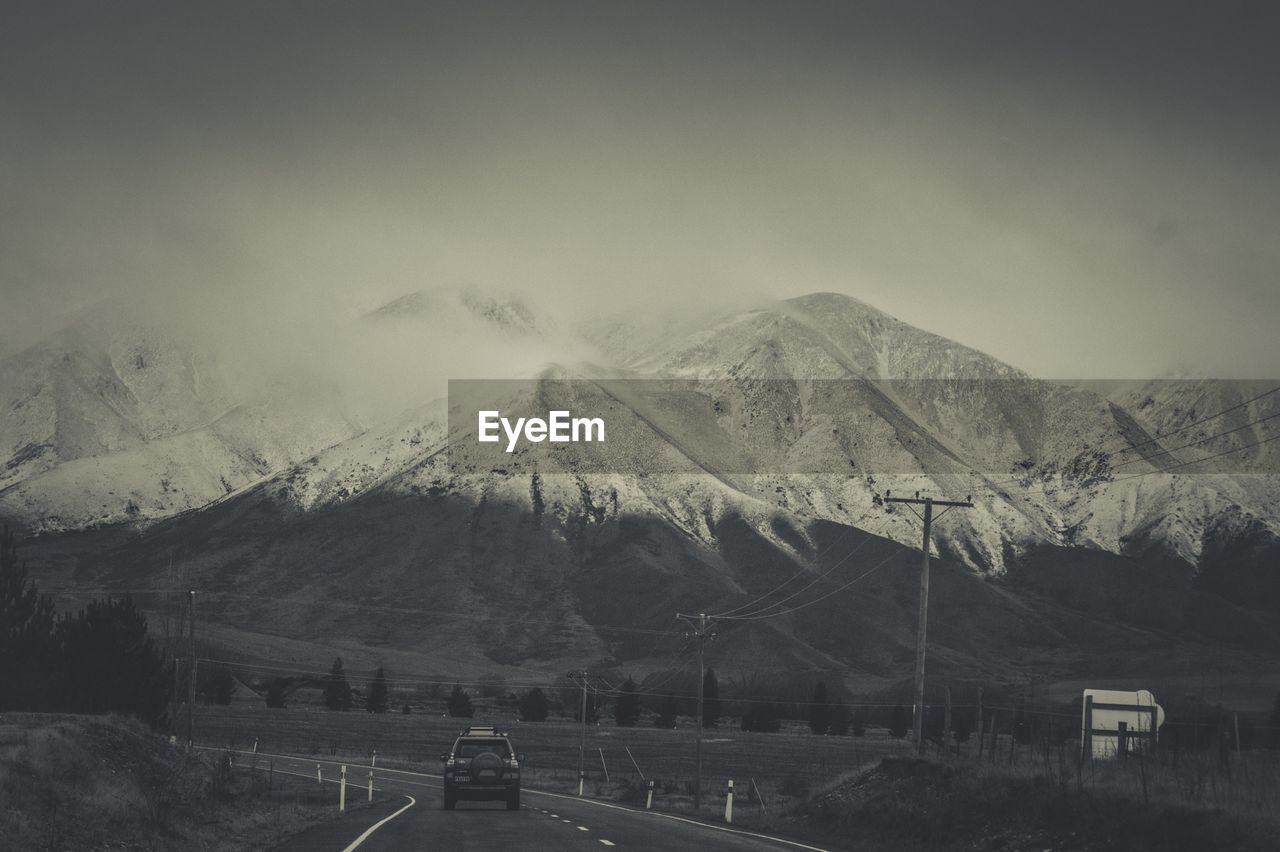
xmin=448 ymin=683 xmax=474 ymax=718
xmin=520 ymin=687 xmax=549 ymax=722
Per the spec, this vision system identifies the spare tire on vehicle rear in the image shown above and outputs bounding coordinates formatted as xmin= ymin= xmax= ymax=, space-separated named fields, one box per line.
xmin=470 ymin=750 xmax=504 ymax=782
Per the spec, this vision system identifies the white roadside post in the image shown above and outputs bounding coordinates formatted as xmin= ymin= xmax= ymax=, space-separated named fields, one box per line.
xmin=316 ymin=763 xmax=322 ymax=785
xmin=368 ymin=768 xmax=374 ymax=802
xmin=724 ymin=779 xmax=734 ymax=824
xmin=252 ymin=737 xmax=258 ymax=754
xmin=372 ymin=750 xmax=377 ymax=768
xmin=645 ymin=780 xmax=654 ymax=810
xmin=340 ymin=765 xmax=347 ymax=813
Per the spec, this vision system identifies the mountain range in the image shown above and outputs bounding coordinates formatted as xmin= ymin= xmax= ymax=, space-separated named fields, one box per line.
xmin=3 ymin=289 xmax=1278 ymax=700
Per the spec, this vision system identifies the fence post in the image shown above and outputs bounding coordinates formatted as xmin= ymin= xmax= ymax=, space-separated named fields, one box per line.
xmin=340 ymin=765 xmax=347 ymax=813
xmin=645 ymin=780 xmax=654 ymax=810
xmin=724 ymin=779 xmax=734 ymax=824
xmin=1082 ymin=695 xmax=1093 ymax=763
xmin=976 ymin=688 xmax=984 ymax=758
xmin=1118 ymin=722 xmax=1128 ymax=760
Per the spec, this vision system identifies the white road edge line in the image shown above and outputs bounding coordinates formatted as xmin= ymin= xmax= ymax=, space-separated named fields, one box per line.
xmin=341 ymin=796 xmax=417 ymax=852
xmin=527 ymin=788 xmax=832 ymax=852
xmin=197 ymin=747 xmax=828 ymax=851
xmin=577 ymin=825 xmax=589 ymax=831
xmin=600 ymin=841 xmax=616 ymax=847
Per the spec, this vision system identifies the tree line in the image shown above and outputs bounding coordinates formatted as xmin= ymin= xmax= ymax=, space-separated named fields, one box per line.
xmin=0 ymin=526 xmax=169 ymax=723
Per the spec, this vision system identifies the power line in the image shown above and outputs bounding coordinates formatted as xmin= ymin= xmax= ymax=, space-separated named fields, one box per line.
xmin=712 ymin=528 xmax=875 ymax=620
xmin=713 ymin=523 xmax=863 ymax=618
xmin=715 ymin=546 xmax=910 ymax=621
xmin=1108 ymin=410 xmax=1280 ymax=470
xmin=975 ymin=383 xmax=1280 ymax=492
xmin=1110 ymin=430 xmax=1280 ymax=483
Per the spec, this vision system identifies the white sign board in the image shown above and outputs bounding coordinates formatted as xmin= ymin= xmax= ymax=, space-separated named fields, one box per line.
xmin=1081 ymin=688 xmax=1165 ymax=758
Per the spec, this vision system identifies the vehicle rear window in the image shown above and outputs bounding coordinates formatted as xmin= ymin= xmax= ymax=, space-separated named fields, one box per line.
xmin=456 ymin=738 xmax=511 ymax=758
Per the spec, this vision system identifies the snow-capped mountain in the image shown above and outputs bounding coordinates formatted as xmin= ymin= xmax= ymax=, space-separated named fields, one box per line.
xmin=4 ymin=289 xmax=1278 ymax=685
xmin=5 ymin=290 xmax=1276 ymax=568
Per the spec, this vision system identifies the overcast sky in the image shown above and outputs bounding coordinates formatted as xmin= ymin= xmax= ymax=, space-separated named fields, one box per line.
xmin=1 ymin=1 xmax=1277 ymax=378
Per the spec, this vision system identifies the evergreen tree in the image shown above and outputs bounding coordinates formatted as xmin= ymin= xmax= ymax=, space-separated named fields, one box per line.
xmin=654 ymin=693 xmax=678 ymax=729
xmin=0 ymin=525 xmax=55 ymax=711
xmin=809 ymin=681 xmax=831 ymax=735
xmin=889 ymin=704 xmax=909 ymax=738
xmin=54 ymin=595 xmax=169 ymax=724
xmin=703 ymin=669 xmax=721 ymax=728
xmin=520 ymin=687 xmax=549 ymax=722
xmin=615 ymin=677 xmax=641 ymax=727
xmin=829 ymin=703 xmax=853 ymax=736
xmin=265 ymin=678 xmax=287 ymax=709
xmin=448 ymin=683 xmax=474 ymax=718
xmin=324 ymin=657 xmax=352 ymax=711
xmin=366 ymin=667 xmax=389 ymax=713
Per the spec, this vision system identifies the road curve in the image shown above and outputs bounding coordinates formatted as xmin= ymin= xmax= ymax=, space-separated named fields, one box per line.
xmin=209 ymin=749 xmax=832 ymax=852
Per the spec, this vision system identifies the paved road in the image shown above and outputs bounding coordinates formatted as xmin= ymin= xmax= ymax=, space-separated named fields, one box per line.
xmin=210 ymin=749 xmax=832 ymax=851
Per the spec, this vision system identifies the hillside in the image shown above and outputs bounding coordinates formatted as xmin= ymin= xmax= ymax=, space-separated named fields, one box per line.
xmin=0 ymin=713 xmax=350 ymax=850
xmin=4 ymin=290 xmax=1278 ymax=694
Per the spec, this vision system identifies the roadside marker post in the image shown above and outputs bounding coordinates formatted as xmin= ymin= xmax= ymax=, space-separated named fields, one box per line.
xmin=368 ymin=769 xmax=374 ymax=802
xmin=724 ymin=779 xmax=734 ymax=824
xmin=252 ymin=737 xmax=258 ymax=754
xmin=625 ymin=746 xmax=645 ymax=782
xmin=372 ymin=750 xmax=377 ymax=768
xmin=645 ymin=780 xmax=654 ymax=810
xmin=340 ymin=765 xmax=347 ymax=813
xmin=317 ymin=763 xmax=322 ymax=785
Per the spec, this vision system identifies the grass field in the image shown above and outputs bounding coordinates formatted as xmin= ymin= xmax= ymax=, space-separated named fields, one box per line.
xmin=192 ymin=703 xmax=916 ymax=819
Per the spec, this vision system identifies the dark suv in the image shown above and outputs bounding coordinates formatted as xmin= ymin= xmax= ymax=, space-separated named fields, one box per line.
xmin=440 ymin=726 xmax=523 ymax=810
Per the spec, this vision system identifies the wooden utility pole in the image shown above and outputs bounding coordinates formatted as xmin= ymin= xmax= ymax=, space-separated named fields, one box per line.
xmin=568 ymin=670 xmax=588 ymax=796
xmin=187 ymin=590 xmax=196 ymax=745
xmin=976 ymin=686 xmax=985 ymax=758
xmin=944 ymin=684 xmax=953 ymax=753
xmin=882 ymin=492 xmax=973 ymax=754
xmin=677 ymin=612 xmax=716 ymax=810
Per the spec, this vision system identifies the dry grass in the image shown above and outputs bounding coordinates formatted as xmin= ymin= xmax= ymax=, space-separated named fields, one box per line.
xmin=0 ymin=713 xmax=381 ymax=851
xmin=796 ymin=740 xmax=1280 ymax=851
